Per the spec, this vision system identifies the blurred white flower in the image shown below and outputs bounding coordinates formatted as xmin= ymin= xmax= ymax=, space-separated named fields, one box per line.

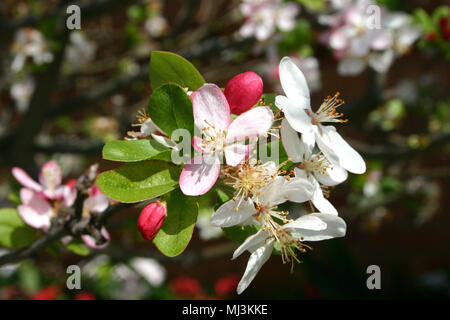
xmin=363 ymin=170 xmax=382 ymax=197
xmin=319 ymin=0 xmax=421 ymax=75
xmin=10 ymin=77 xmax=35 ymax=113
xmin=145 ymin=15 xmax=168 ymax=37
xmin=196 ymin=214 xmax=223 ymax=240
xmin=263 ymin=46 xmax=322 ymax=93
xmin=11 ymin=28 xmax=53 ymax=72
xmin=239 ymin=0 xmax=300 ymax=41
xmin=65 ymin=31 xmax=97 ymax=71
xmin=130 ymin=257 xmax=166 ymax=287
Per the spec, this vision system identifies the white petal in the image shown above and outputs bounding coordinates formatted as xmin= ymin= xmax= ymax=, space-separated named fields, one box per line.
xmin=275 ymin=95 xmax=312 ymax=134
xmin=368 ymin=50 xmax=394 ymax=74
xmin=232 ymin=229 xmax=268 ymax=260
xmin=315 ymin=126 xmax=366 ymax=174
xmin=210 ymin=197 xmax=257 ymax=228
xmin=284 ymin=213 xmax=346 ymax=241
xmin=260 ymin=175 xmax=313 ymax=207
xmin=301 ymin=129 xmax=316 ymax=152
xmin=337 ymin=58 xmax=366 ymax=76
xmin=311 ymin=179 xmax=338 ymax=215
xmin=279 ymin=56 xmax=310 ymax=102
xmin=283 ymin=213 xmax=327 ymax=231
xmin=313 ymin=163 xmax=348 ymax=186
xmin=236 ymin=239 xmax=274 ymax=295
xmin=280 ymin=119 xmax=304 ymax=162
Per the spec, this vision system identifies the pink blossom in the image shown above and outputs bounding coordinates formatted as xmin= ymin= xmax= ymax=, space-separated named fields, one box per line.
xmin=12 ymin=160 xmax=75 ymax=206
xmin=179 ymin=84 xmax=273 ymax=196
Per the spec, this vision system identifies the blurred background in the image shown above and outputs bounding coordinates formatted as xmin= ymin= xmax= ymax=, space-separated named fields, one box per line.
xmin=0 ymin=0 xmax=449 ymax=300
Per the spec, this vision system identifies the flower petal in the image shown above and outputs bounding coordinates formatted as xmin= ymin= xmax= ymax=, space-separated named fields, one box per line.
xmin=275 ymin=95 xmax=312 ymax=134
xmin=38 ymin=160 xmax=62 ymax=190
xmin=337 ymin=57 xmax=366 ymax=76
xmin=284 ymin=213 xmax=346 ymax=241
xmin=226 ymin=106 xmax=274 ymax=144
xmin=192 ymin=136 xmax=207 ymax=153
xmin=280 ymin=119 xmax=304 ymax=162
xmin=193 ymin=83 xmax=231 ymax=131
xmin=81 ymin=226 xmax=110 ymax=249
xmin=179 ymin=154 xmax=221 ymax=196
xmin=84 ymin=194 xmax=110 ymax=213
xmin=315 ymin=126 xmax=366 ymax=174
xmin=18 ymin=189 xmax=52 ymax=230
xmin=224 ymin=144 xmax=254 ymax=167
xmin=260 ymin=174 xmax=313 ymax=207
xmin=313 ymin=163 xmax=348 ymax=186
xmin=279 ymin=56 xmax=310 ymax=102
xmin=311 ymin=179 xmax=338 ymax=215
xmin=211 ymin=197 xmax=257 ymax=228
xmin=233 ymin=229 xmax=269 ymax=260
xmin=236 ymin=239 xmax=274 ymax=295
xmin=11 ymin=167 xmax=42 ymax=192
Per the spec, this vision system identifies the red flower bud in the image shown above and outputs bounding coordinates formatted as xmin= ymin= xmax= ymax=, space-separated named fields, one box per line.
xmin=425 ymin=32 xmax=436 ymax=42
xmin=137 ymin=201 xmax=167 ymax=240
xmin=224 ymin=71 xmax=263 ymax=115
xmin=74 ymin=292 xmax=96 ymax=300
xmin=169 ymin=276 xmax=202 ymax=297
xmin=31 ymin=286 xmax=60 ymax=300
xmin=214 ymin=274 xmax=239 ymax=296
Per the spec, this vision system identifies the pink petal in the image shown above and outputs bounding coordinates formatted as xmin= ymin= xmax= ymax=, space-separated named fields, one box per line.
xmin=225 ymin=107 xmax=273 ymax=144
xmin=11 ymin=167 xmax=42 ymax=192
xmin=224 ymin=72 xmax=263 ymax=115
xmin=84 ymin=194 xmax=110 ymax=213
xmin=18 ymin=189 xmax=53 ymax=230
xmin=81 ymin=226 xmax=110 ymax=249
xmin=179 ymin=154 xmax=221 ymax=196
xmin=38 ymin=160 xmax=62 ymax=190
xmin=224 ymin=144 xmax=254 ymax=167
xmin=193 ymin=84 xmax=231 ymax=132
xmin=192 ymin=136 xmax=207 ymax=153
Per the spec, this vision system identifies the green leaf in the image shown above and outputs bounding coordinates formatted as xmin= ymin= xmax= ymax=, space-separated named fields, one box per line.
xmin=222 ymin=225 xmax=261 ymax=244
xmin=66 ymin=241 xmax=90 ymax=256
xmin=150 ymin=51 xmax=205 ymax=91
xmin=148 ymin=83 xmax=195 ymax=138
xmin=153 ymin=188 xmax=198 ymax=257
xmin=18 ymin=261 xmax=41 ymax=294
xmin=97 ymin=160 xmax=180 ymax=203
xmin=0 ymin=208 xmax=35 ymax=249
xmin=103 ymin=139 xmax=172 ymax=162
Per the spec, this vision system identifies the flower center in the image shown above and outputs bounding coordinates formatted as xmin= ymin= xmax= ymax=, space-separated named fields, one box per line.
xmin=256 ymin=206 xmax=311 ymax=270
xmin=301 ymin=153 xmax=331 ymax=176
xmin=224 ymin=160 xmax=278 ymax=209
xmin=200 ymin=120 xmax=227 ymax=154
xmin=306 ymin=92 xmax=348 ymax=126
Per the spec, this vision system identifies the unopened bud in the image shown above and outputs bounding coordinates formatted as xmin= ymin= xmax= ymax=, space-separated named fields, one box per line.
xmin=137 ymin=201 xmax=167 ymax=240
xmin=224 ymin=71 xmax=263 ymax=115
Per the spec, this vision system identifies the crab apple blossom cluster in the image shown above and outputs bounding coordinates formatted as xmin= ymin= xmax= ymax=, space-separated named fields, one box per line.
xmin=176 ymin=56 xmax=365 ymax=294
xmin=12 ymin=161 xmax=112 ymax=249
xmin=319 ymin=0 xmax=422 ymax=75
xmin=10 ymin=28 xmax=53 ymax=73
xmin=239 ymin=0 xmax=300 ymax=41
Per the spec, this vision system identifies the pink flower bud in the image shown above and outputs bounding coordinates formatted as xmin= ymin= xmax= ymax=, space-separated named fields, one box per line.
xmin=224 ymin=71 xmax=263 ymax=115
xmin=138 ymin=201 xmax=167 ymax=240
